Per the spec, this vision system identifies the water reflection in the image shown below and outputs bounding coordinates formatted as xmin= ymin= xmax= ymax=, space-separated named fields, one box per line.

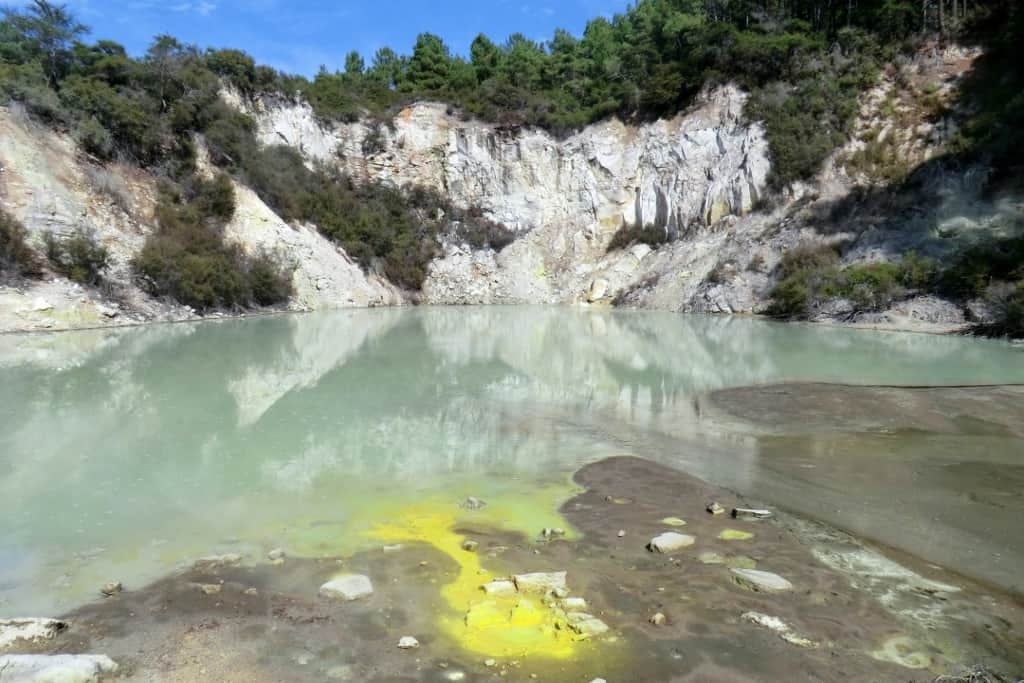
xmin=1 ymin=307 xmax=1022 ymax=613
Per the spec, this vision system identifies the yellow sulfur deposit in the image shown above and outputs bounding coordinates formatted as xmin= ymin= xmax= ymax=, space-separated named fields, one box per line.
xmin=368 ymin=491 xmax=591 ymax=659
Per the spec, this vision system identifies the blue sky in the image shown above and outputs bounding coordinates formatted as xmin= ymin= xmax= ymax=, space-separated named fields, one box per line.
xmin=3 ymin=0 xmax=631 ymax=76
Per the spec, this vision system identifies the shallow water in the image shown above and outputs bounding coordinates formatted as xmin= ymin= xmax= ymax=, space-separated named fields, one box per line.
xmin=1 ymin=306 xmax=1023 ymax=621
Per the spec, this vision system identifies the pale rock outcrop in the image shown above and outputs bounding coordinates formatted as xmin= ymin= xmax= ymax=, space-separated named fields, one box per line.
xmin=241 ymin=86 xmax=771 ymax=306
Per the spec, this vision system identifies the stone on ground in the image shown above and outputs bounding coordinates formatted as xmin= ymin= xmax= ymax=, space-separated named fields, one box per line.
xmin=732 ymin=508 xmax=773 ymax=521
xmin=647 ymin=532 xmax=695 ymax=553
xmin=730 ymin=568 xmax=793 ymax=593
xmin=707 ymin=501 xmax=726 ymax=515
xmin=481 ymin=579 xmax=516 ymax=597
xmin=0 ymin=619 xmax=68 ymax=649
xmin=0 ymin=654 xmax=118 ymax=683
xmin=512 ymin=571 xmax=568 ymax=595
xmin=563 ymin=612 xmax=609 ymax=639
xmin=397 ymin=636 xmax=419 ymax=649
xmin=319 ymin=574 xmax=374 ymax=601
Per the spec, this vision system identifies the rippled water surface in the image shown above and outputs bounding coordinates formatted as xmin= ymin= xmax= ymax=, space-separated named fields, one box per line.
xmin=2 ymin=307 xmax=1023 ymax=615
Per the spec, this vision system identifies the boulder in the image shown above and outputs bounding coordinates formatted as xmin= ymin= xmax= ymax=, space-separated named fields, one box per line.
xmin=730 ymin=568 xmax=793 ymax=593
xmin=512 ymin=571 xmax=567 ymax=595
xmin=587 ymin=278 xmax=609 ymax=303
xmin=647 ymin=532 xmax=695 ymax=553
xmin=0 ymin=619 xmax=68 ymax=649
xmin=267 ymin=548 xmax=286 ymax=562
xmin=319 ymin=574 xmax=374 ymax=601
xmin=0 ymin=654 xmax=118 ymax=683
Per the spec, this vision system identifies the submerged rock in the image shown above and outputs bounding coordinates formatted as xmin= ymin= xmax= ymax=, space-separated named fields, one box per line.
xmin=100 ymin=582 xmax=122 ymax=597
xmin=397 ymin=636 xmax=419 ymax=649
xmin=267 ymin=548 xmax=286 ymax=562
xmin=647 ymin=532 xmax=695 ymax=553
xmin=660 ymin=517 xmax=687 ymax=527
xmin=462 ymin=496 xmax=487 ymax=511
xmin=193 ymin=553 xmax=242 ymax=570
xmin=319 ymin=574 xmax=374 ymax=601
xmin=649 ymin=612 xmax=667 ymax=626
xmin=707 ymin=501 xmax=726 ymax=515
xmin=0 ymin=619 xmax=68 ymax=649
xmin=513 ymin=571 xmax=568 ymax=595
xmin=731 ymin=568 xmax=793 ymax=593
xmin=0 ymin=654 xmax=118 ymax=682
xmin=461 ymin=540 xmax=479 ymax=552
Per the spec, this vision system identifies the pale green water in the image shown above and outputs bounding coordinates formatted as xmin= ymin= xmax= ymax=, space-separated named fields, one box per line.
xmin=1 ymin=307 xmax=1023 ymax=615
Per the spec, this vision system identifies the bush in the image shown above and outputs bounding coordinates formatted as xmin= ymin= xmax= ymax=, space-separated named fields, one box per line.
xmin=132 ymin=182 xmax=293 ymax=311
xmin=0 ymin=209 xmax=43 ymax=277
xmin=606 ymin=223 xmax=671 ymax=252
xmin=768 ymin=246 xmax=934 ymax=317
xmin=43 ymin=228 xmax=110 ymax=285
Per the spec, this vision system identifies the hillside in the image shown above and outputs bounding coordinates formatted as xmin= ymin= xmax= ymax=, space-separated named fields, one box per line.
xmin=0 ymin=0 xmax=1021 ymax=336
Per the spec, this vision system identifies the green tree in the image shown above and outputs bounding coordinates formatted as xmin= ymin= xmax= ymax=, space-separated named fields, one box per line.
xmin=344 ymin=50 xmax=365 ymax=76
xmin=403 ymin=33 xmax=452 ymax=94
xmin=1 ymin=0 xmax=87 ymax=87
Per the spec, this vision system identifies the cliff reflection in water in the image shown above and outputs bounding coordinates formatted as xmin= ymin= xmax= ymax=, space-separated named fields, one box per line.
xmin=1 ymin=306 xmax=1023 ymax=614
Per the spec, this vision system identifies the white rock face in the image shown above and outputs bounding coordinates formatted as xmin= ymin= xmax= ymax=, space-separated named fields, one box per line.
xmin=648 ymin=532 xmax=696 ymax=553
xmin=242 ymin=86 xmax=771 ymax=306
xmin=0 ymin=619 xmax=67 ymax=649
xmin=0 ymin=654 xmax=118 ymax=683
xmin=319 ymin=574 xmax=374 ymax=601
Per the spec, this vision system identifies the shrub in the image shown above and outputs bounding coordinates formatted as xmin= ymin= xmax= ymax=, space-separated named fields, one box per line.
xmin=770 ymin=248 xmax=948 ymax=319
xmin=0 ymin=209 xmax=43 ymax=277
xmin=606 ymin=223 xmax=670 ymax=252
xmin=43 ymin=228 xmax=110 ymax=285
xmin=747 ymin=253 xmax=767 ymax=273
xmin=132 ymin=183 xmax=293 ymax=311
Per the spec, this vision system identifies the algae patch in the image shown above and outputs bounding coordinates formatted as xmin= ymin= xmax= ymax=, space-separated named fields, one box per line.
xmin=719 ymin=529 xmax=754 ymax=541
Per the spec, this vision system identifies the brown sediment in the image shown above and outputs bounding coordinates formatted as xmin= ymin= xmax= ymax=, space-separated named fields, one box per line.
xmin=23 ymin=456 xmax=1024 ymax=682
xmin=702 ymin=383 xmax=1024 ymax=594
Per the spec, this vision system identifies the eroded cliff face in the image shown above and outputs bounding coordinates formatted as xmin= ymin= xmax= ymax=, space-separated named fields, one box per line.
xmin=237 ymin=85 xmax=771 ymax=305
xmin=0 ymin=105 xmax=398 ymax=333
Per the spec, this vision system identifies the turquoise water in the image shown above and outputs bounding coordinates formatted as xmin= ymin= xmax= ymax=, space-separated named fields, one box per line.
xmin=1 ymin=307 xmax=1022 ymax=615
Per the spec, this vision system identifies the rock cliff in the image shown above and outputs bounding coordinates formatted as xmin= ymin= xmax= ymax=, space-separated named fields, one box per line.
xmin=238 ymin=85 xmax=771 ymax=306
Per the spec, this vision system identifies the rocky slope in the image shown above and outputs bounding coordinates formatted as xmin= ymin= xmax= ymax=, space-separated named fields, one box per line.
xmin=2 ymin=45 xmax=1015 ymax=334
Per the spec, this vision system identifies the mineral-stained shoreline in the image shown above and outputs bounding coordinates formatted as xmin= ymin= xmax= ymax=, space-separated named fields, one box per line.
xmin=2 ymin=457 xmax=1021 ymax=682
